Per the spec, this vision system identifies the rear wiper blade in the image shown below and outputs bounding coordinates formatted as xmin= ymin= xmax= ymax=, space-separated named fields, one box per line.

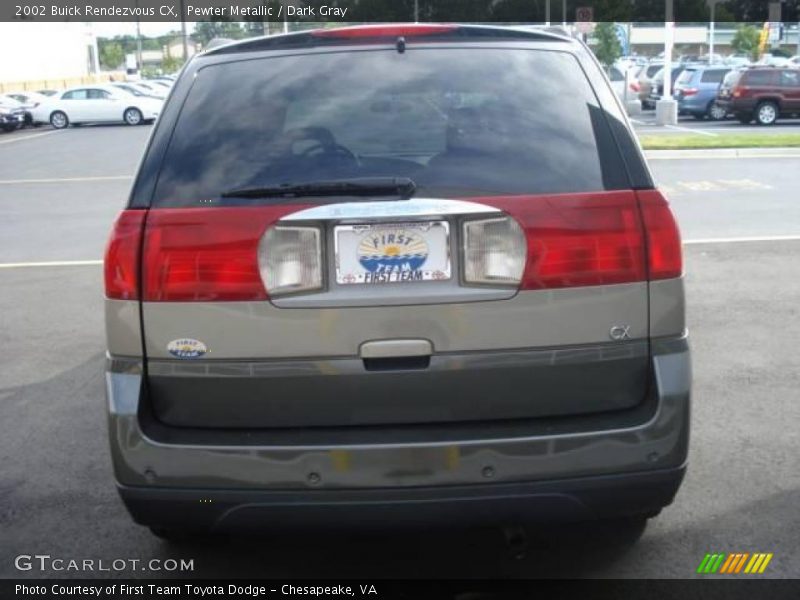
xmin=221 ymin=177 xmax=416 ymax=200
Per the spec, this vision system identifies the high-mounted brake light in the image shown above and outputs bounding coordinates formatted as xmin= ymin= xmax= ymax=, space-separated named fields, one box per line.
xmin=312 ymin=24 xmax=457 ymax=39
xmin=141 ymin=206 xmax=308 ymax=302
xmin=104 ymin=210 xmax=146 ymax=300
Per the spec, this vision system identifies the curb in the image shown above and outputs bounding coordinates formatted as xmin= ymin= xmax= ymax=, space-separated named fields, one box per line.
xmin=644 ymin=147 xmax=800 ymax=159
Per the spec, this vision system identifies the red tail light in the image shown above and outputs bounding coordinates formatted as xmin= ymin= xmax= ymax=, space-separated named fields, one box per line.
xmin=682 ymin=87 xmax=699 ymax=96
xmin=477 ymin=192 xmax=646 ymax=290
xmin=637 ymin=190 xmax=683 ymax=280
xmin=312 ymin=24 xmax=457 ymax=39
xmin=630 ymin=81 xmax=641 ymax=92
xmin=104 ymin=210 xmax=146 ymax=300
xmin=141 ymin=206 xmax=308 ymax=302
xmin=476 ymin=190 xmax=681 ymax=289
xmin=732 ymin=86 xmax=743 ymax=98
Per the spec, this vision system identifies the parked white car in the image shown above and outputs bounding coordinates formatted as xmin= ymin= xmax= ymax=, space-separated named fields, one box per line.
xmin=32 ymin=85 xmax=162 ymax=129
xmin=4 ymin=91 xmax=51 ymax=125
xmin=129 ymin=81 xmax=167 ymax=99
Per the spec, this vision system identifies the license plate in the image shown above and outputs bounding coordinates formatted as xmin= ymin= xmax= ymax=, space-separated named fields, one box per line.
xmin=335 ymin=221 xmax=450 ymax=285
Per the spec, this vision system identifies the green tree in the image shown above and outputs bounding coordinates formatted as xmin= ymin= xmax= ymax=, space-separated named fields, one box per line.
xmin=99 ymin=42 xmax=124 ymax=70
xmin=161 ymin=55 xmax=184 ymax=74
xmin=192 ymin=20 xmax=246 ymax=48
xmin=731 ymin=24 xmax=762 ymax=62
xmin=593 ymin=22 xmax=622 ymax=69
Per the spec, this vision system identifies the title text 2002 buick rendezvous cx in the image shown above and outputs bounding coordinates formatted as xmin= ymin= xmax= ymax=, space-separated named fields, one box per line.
xmin=103 ymin=24 xmax=690 ymax=540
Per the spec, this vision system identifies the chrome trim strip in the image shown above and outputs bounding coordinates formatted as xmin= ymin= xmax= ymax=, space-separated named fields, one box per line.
xmin=279 ymin=198 xmax=499 ymax=222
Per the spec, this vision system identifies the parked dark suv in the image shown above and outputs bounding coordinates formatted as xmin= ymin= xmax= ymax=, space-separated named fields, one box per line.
xmin=103 ymin=24 xmax=689 ymax=540
xmin=717 ymin=67 xmax=800 ymax=125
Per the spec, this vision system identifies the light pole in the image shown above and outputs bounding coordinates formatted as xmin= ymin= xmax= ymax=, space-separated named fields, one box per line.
xmin=134 ymin=0 xmax=142 ymax=71
xmin=545 ymin=0 xmax=550 ymax=26
xmin=562 ymin=0 xmax=567 ymax=27
xmin=706 ymin=0 xmax=721 ymax=62
xmin=179 ymin=0 xmax=188 ymax=61
xmin=655 ymin=0 xmax=678 ymax=125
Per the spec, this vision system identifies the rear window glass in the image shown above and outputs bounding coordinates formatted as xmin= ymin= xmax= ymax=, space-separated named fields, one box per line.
xmin=701 ymin=69 xmax=728 ymax=84
xmin=676 ymin=69 xmax=697 ymax=85
xmin=722 ymin=71 xmax=742 ymax=87
xmin=780 ymin=70 xmax=800 ymax=87
xmin=745 ymin=70 xmax=776 ymax=86
xmin=646 ymin=65 xmax=662 ymax=77
xmin=153 ymin=48 xmax=624 ymax=207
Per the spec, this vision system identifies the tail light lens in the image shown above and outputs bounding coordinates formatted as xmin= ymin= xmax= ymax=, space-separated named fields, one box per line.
xmin=104 ymin=210 xmax=146 ymax=300
xmin=682 ymin=87 xmax=699 ymax=96
xmin=258 ymin=226 xmax=322 ymax=296
xmin=476 ymin=191 xmax=667 ymax=290
xmin=462 ymin=217 xmax=526 ymax=286
xmin=630 ymin=81 xmax=641 ymax=92
xmin=732 ymin=86 xmax=743 ymax=98
xmin=141 ymin=206 xmax=307 ymax=301
xmin=637 ymin=190 xmax=683 ymax=280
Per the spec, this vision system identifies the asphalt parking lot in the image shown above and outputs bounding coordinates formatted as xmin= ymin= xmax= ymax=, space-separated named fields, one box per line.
xmin=632 ymin=111 xmax=800 ymax=136
xmin=1 ymin=125 xmax=798 ymax=579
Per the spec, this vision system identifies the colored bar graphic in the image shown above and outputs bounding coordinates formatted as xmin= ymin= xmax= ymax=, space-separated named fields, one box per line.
xmin=719 ymin=554 xmax=736 ymax=574
xmin=758 ymin=554 xmax=773 ymax=573
xmin=697 ymin=554 xmax=712 ymax=574
xmin=698 ymin=552 xmax=772 ymax=575
xmin=734 ymin=553 xmax=750 ymax=573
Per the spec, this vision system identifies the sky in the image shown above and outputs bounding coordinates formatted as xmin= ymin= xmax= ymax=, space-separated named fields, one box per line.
xmin=91 ymin=21 xmax=196 ymax=39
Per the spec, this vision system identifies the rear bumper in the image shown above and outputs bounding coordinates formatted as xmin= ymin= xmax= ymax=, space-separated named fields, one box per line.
xmin=119 ymin=466 xmax=685 ymax=532
xmin=107 ymin=335 xmax=690 ymax=528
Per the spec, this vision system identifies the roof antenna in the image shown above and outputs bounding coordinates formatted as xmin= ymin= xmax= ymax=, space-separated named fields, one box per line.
xmin=396 ymin=36 xmax=406 ymax=54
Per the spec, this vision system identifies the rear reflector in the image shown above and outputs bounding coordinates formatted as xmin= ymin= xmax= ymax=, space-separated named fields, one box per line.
xmin=312 ymin=24 xmax=457 ymax=39
xmin=142 ymin=206 xmax=307 ymax=302
xmin=104 ymin=210 xmax=146 ymax=300
xmin=637 ymin=190 xmax=683 ymax=280
xmin=477 ymin=192 xmax=648 ymax=290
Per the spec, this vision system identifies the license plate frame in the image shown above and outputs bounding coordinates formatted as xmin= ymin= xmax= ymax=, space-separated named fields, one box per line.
xmin=334 ymin=221 xmax=451 ymax=285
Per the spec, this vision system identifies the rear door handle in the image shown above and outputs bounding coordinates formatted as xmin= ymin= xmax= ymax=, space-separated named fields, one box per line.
xmin=360 ymin=339 xmax=433 ymax=371
xmin=359 ymin=339 xmax=433 ymax=359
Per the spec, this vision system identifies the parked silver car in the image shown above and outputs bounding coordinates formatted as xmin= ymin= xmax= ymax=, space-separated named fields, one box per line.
xmin=104 ymin=24 xmax=690 ymax=540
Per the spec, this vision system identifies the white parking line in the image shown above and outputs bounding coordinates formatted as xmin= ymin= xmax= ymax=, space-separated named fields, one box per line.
xmin=664 ymin=124 xmax=718 ymax=137
xmin=0 ymin=130 xmax=59 ymax=146
xmin=0 ymin=175 xmax=132 ymax=184
xmin=0 ymin=260 xmax=103 ymax=269
xmin=684 ymin=235 xmax=800 ymax=245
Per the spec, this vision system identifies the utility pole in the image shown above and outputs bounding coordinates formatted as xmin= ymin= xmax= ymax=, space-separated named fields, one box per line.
xmin=179 ymin=0 xmax=188 ymax=61
xmin=545 ymin=0 xmax=550 ymax=25
xmin=562 ymin=0 xmax=567 ymax=27
xmin=134 ymin=0 xmax=142 ymax=70
xmin=656 ymin=0 xmax=677 ymax=125
xmin=707 ymin=0 xmax=720 ymax=62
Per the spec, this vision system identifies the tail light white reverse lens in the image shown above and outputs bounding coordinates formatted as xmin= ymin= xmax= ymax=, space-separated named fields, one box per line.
xmin=258 ymin=226 xmax=322 ymax=296
xmin=462 ymin=216 xmax=526 ymax=286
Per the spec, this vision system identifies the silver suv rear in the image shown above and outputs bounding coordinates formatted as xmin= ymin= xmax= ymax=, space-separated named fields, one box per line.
xmin=104 ymin=24 xmax=690 ymax=538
